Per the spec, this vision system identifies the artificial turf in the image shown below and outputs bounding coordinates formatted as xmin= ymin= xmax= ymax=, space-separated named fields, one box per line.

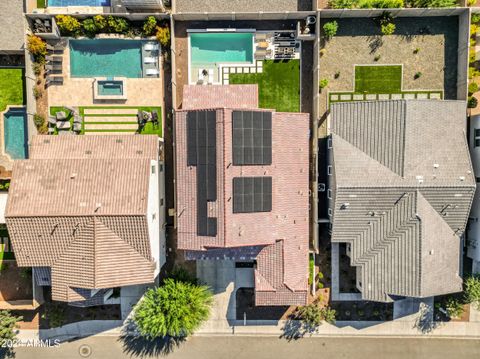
xmin=354 ymin=65 xmax=402 ymax=93
xmin=229 ymin=60 xmax=300 ymax=113
xmin=0 ymin=69 xmax=24 ymax=112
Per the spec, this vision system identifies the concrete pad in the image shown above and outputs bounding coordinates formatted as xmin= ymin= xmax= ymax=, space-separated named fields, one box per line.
xmin=394 ymin=297 xmax=433 ymax=321
xmin=120 ymin=284 xmax=152 ymax=320
xmin=83 ymin=108 xmax=139 ymax=115
xmin=83 ymin=116 xmax=137 ymax=123
xmin=235 ymin=268 xmax=254 ymax=288
xmin=84 ymin=123 xmax=138 ymax=131
xmin=84 ymin=131 xmax=136 ymax=136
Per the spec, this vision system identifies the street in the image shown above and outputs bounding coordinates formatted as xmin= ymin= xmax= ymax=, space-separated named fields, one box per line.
xmin=10 ymin=335 xmax=480 ymax=359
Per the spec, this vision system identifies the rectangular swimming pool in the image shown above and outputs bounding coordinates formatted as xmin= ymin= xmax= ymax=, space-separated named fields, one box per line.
xmin=98 ymin=80 xmax=123 ymax=96
xmin=190 ymin=32 xmax=254 ymax=66
xmin=3 ymin=107 xmax=27 ymax=160
xmin=70 ymin=39 xmax=143 ymax=78
xmin=48 ymin=0 xmax=110 ymax=6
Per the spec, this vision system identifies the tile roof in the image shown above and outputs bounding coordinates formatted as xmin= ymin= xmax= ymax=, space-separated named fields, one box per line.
xmin=0 ymin=0 xmax=24 ymax=52
xmin=6 ymin=135 xmax=158 ymax=302
xmin=330 ymin=100 xmax=475 ymax=302
xmin=182 ymin=85 xmax=259 ymax=110
xmin=176 ymin=85 xmax=309 ymax=306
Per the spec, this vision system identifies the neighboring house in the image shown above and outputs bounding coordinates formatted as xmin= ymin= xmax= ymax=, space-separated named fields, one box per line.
xmin=0 ymin=0 xmax=25 ymax=54
xmin=467 ymin=115 xmax=480 ymax=273
xmin=328 ymin=100 xmax=475 ymax=302
xmin=5 ymin=135 xmax=166 ymax=307
xmin=175 ymin=85 xmax=310 ymax=306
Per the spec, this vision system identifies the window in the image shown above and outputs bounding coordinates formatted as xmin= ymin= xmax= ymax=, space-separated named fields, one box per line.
xmin=327 ymin=165 xmax=332 ymax=175
xmin=328 ymin=208 xmax=333 ymax=216
xmin=327 ymin=138 xmax=332 ymax=149
xmin=475 ymin=129 xmax=480 ymax=147
xmin=151 ymin=165 xmax=156 ymax=174
xmin=327 ymin=189 xmax=332 ymax=199
xmin=233 ymin=177 xmax=272 ymax=213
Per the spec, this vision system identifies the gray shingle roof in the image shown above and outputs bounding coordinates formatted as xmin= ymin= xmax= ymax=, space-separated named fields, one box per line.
xmin=0 ymin=0 xmax=24 ymax=52
xmin=330 ymin=100 xmax=475 ymax=302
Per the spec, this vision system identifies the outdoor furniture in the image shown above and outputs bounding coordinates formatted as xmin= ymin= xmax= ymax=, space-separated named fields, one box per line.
xmin=45 ymin=76 xmax=63 ymax=86
xmin=46 ymin=43 xmax=64 ymax=53
xmin=255 ymin=50 xmax=267 ymax=60
xmin=73 ymin=113 xmax=81 ymax=124
xmin=45 ymin=55 xmax=63 ymax=63
xmin=144 ymin=57 xmax=157 ymax=64
xmin=45 ymin=64 xmax=62 ymax=71
xmin=145 ymin=68 xmax=159 ymax=76
xmin=257 ymin=41 xmax=269 ymax=49
xmin=48 ymin=127 xmax=55 ymax=134
xmin=57 ymin=120 xmax=71 ymax=130
xmin=208 ymin=69 xmax=214 ymax=84
xmin=144 ymin=43 xmax=159 ymax=51
xmin=47 ymin=116 xmax=57 ymax=125
xmin=152 ymin=111 xmax=159 ymax=127
xmin=255 ymin=33 xmax=268 ymax=41
xmin=73 ymin=122 xmax=82 ymax=133
xmin=56 ymin=111 xmax=67 ymax=121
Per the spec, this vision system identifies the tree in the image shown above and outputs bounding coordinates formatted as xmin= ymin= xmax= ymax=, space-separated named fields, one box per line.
xmin=469 ymin=82 xmax=479 ymax=95
xmin=298 ymin=304 xmax=323 ymax=328
xmin=26 ymin=35 xmax=47 ymax=61
xmin=82 ymin=18 xmax=96 ymax=35
xmin=55 ymin=15 xmax=81 ymax=35
xmin=143 ymin=16 xmax=158 ymax=36
xmin=381 ymin=22 xmax=396 ymax=35
xmin=133 ymin=278 xmax=213 ymax=338
xmin=156 ymin=26 xmax=171 ymax=48
xmin=323 ymin=21 xmax=338 ymax=39
xmin=468 ymin=96 xmax=479 ymax=109
xmin=93 ymin=15 xmax=107 ymax=31
xmin=465 ymin=275 xmax=480 ymax=308
xmin=320 ymin=307 xmax=336 ymax=324
xmin=0 ymin=310 xmax=22 ymax=347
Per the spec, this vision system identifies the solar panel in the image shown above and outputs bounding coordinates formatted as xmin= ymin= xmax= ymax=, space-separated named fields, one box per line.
xmin=232 ymin=111 xmax=272 ymax=166
xmin=233 ymin=177 xmax=272 ymax=213
xmin=186 ymin=110 xmax=217 ymax=237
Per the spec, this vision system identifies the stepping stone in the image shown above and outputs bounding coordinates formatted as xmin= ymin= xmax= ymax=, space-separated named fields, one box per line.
xmin=236 ymin=67 xmax=243 ymax=73
xmin=378 ymin=94 xmax=389 ymax=100
xmin=85 ymin=131 xmax=136 ymax=136
xmin=249 ymin=67 xmax=256 ymax=73
xmin=391 ymin=94 xmax=402 ymax=99
xmin=223 ymin=68 xmax=229 ymax=73
xmin=353 ymin=94 xmax=363 ymax=100
xmin=230 ymin=68 xmax=236 ymax=73
xmin=257 ymin=67 xmax=263 ymax=73
xmin=83 ymin=116 xmax=137 ymax=123
xmin=83 ymin=108 xmax=138 ymax=115
xmin=430 ymin=93 xmax=441 ymax=99
xmin=417 ymin=93 xmax=428 ymax=99
xmin=330 ymin=94 xmax=339 ymax=101
xmin=366 ymin=94 xmax=376 ymax=100
xmin=404 ymin=93 xmax=415 ymax=99
xmin=340 ymin=94 xmax=351 ymax=101
xmin=84 ymin=123 xmax=138 ymax=131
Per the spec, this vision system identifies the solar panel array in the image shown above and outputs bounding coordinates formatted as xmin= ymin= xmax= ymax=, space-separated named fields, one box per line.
xmin=232 ymin=111 xmax=272 ymax=166
xmin=187 ymin=110 xmax=217 ymax=237
xmin=233 ymin=177 xmax=272 ymax=213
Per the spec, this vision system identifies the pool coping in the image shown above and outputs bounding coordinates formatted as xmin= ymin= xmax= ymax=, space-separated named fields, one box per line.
xmin=0 ymin=105 xmax=28 ymax=165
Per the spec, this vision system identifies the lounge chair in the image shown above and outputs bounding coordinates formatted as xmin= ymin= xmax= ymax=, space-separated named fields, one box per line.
xmin=45 ymin=55 xmax=63 ymax=63
xmin=57 ymin=120 xmax=70 ymax=130
xmin=144 ymin=43 xmax=159 ymax=51
xmin=254 ymin=50 xmax=267 ymax=60
xmin=73 ymin=113 xmax=82 ymax=124
xmin=47 ymin=116 xmax=57 ymax=125
xmin=145 ymin=68 xmax=159 ymax=76
xmin=48 ymin=127 xmax=55 ymax=135
xmin=73 ymin=122 xmax=82 ymax=133
xmin=45 ymin=64 xmax=62 ymax=71
xmin=45 ymin=76 xmax=63 ymax=87
xmin=144 ymin=57 xmax=157 ymax=64
xmin=255 ymin=33 xmax=268 ymax=41
xmin=46 ymin=43 xmax=64 ymax=53
xmin=56 ymin=111 xmax=67 ymax=121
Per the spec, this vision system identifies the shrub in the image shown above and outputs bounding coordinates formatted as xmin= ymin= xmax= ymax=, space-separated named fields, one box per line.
xmin=55 ymin=15 xmax=81 ymax=35
xmin=406 ymin=0 xmax=456 ymax=7
xmin=82 ymin=18 xmax=97 ymax=35
xmin=381 ymin=23 xmax=396 ymax=35
xmin=133 ymin=278 xmax=213 ymax=338
xmin=319 ymin=78 xmax=329 ymax=90
xmin=465 ymin=275 xmax=480 ymax=307
xmin=32 ymin=62 xmax=43 ymax=76
xmin=20 ymin=267 xmax=32 ymax=280
xmin=328 ymin=0 xmax=358 ymax=8
xmin=468 ymin=0 xmax=476 ymax=6
xmin=334 ymin=71 xmax=340 ymax=79
xmin=0 ymin=310 xmax=22 ymax=349
xmin=320 ymin=307 xmax=336 ymax=324
xmin=468 ymin=96 xmax=479 ymax=109
xmin=319 ymin=48 xmax=327 ymax=57
xmin=27 ymin=35 xmax=47 ymax=60
xmin=93 ymin=15 xmax=107 ymax=31
xmin=34 ymin=114 xmax=44 ymax=127
xmin=414 ymin=71 xmax=422 ymax=79
xmin=469 ymin=82 xmax=479 ymax=95
xmin=33 ymin=86 xmax=41 ymax=100
xmin=298 ymin=304 xmax=322 ymax=328
xmin=445 ymin=298 xmax=464 ymax=319
xmin=317 ymin=271 xmax=324 ymax=280
xmin=469 ymin=67 xmax=480 ymax=79
xmin=413 ymin=47 xmax=420 ymax=54
xmin=323 ymin=21 xmax=338 ymax=39
xmin=374 ymin=54 xmax=381 ymax=61
xmin=107 ymin=16 xmax=130 ymax=34
xmin=43 ymin=304 xmax=66 ymax=328
xmin=473 ymin=14 xmax=480 ymax=24
xmin=143 ymin=16 xmax=157 ymax=36
xmin=358 ymin=0 xmax=404 ymax=8
xmin=156 ymin=25 xmax=170 ymax=47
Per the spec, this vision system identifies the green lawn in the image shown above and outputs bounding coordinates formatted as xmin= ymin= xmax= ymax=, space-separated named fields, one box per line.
xmin=354 ymin=65 xmax=402 ymax=93
xmin=37 ymin=0 xmax=46 ymax=8
xmin=229 ymin=60 xmax=300 ymax=113
xmin=0 ymin=68 xmax=24 ymax=112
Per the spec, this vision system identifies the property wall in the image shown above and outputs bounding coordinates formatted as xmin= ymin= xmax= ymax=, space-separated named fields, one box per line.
xmin=467 ymin=115 xmax=480 ymax=268
xmin=458 ymin=8 xmax=470 ymax=101
xmin=147 ymin=157 xmax=163 ymax=277
xmin=172 ymin=11 xmax=315 ymax=22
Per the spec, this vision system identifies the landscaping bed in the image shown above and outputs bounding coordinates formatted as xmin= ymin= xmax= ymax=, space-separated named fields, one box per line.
xmin=236 ymin=288 xmax=292 ymax=320
xmin=331 ymin=300 xmax=393 ymax=321
xmin=229 ymin=59 xmax=300 ymax=113
xmin=0 ymin=260 xmax=32 ymax=302
xmin=434 ymin=293 xmax=470 ymax=322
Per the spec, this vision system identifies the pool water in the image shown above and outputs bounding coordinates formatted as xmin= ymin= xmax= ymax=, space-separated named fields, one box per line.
xmin=70 ymin=39 xmax=143 ymax=78
xmin=98 ymin=80 xmax=123 ymax=95
xmin=48 ymin=0 xmax=110 ymax=6
xmin=4 ymin=108 xmax=27 ymax=160
xmin=190 ymin=33 xmax=254 ymax=66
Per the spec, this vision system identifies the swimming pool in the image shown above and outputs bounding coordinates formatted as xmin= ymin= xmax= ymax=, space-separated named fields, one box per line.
xmin=98 ymin=80 xmax=123 ymax=96
xmin=70 ymin=39 xmax=143 ymax=78
xmin=48 ymin=0 xmax=110 ymax=6
xmin=190 ymin=33 xmax=254 ymax=66
xmin=3 ymin=107 xmax=27 ymax=160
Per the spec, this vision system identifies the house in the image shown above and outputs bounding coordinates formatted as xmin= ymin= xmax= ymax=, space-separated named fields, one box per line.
xmin=328 ymin=100 xmax=475 ymax=302
xmin=5 ymin=135 xmax=166 ymax=306
xmin=175 ymin=85 xmax=310 ymax=306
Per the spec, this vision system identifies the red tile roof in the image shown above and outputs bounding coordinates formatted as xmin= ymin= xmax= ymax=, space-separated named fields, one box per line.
xmin=176 ymin=85 xmax=309 ymax=306
xmin=182 ymin=85 xmax=259 ymax=110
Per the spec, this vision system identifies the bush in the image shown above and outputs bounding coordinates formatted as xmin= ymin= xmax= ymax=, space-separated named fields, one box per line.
xmin=107 ymin=16 xmax=130 ymax=34
xmin=414 ymin=71 xmax=422 ymax=79
xmin=143 ymin=16 xmax=157 ymax=36
xmin=374 ymin=54 xmax=381 ymax=61
xmin=445 ymin=298 xmax=464 ymax=319
xmin=298 ymin=305 xmax=336 ymax=328
xmin=156 ymin=25 xmax=170 ymax=47
xmin=358 ymin=0 xmax=404 ymax=8
xmin=328 ymin=0 xmax=358 ymax=8
xmin=468 ymin=0 xmax=476 ymax=5
xmin=34 ymin=114 xmax=45 ymax=129
xmin=33 ymin=86 xmax=41 ymax=100
xmin=55 ymin=15 xmax=81 ymax=35
xmin=320 ymin=307 xmax=336 ymax=324
xmin=413 ymin=47 xmax=420 ymax=54
xmin=32 ymin=62 xmax=43 ymax=76
xmin=468 ymin=96 xmax=479 ymax=109
xmin=27 ymin=35 xmax=47 ymax=61
xmin=465 ymin=275 xmax=480 ymax=307
xmin=469 ymin=82 xmax=479 ymax=95
xmin=381 ymin=23 xmax=396 ymax=35
xmin=133 ymin=278 xmax=213 ymax=338
xmin=319 ymin=78 xmax=329 ymax=90
xmin=0 ymin=310 xmax=22 ymax=349
xmin=473 ymin=14 xmax=480 ymax=24
xmin=82 ymin=18 xmax=96 ymax=35
xmin=93 ymin=15 xmax=107 ymax=31
xmin=406 ymin=0 xmax=456 ymax=7
xmin=469 ymin=67 xmax=480 ymax=79
xmin=323 ymin=21 xmax=338 ymax=39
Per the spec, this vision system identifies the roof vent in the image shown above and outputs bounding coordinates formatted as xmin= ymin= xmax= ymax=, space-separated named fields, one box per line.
xmin=136 ymin=150 xmax=143 ymax=155
xmin=94 ymin=203 xmax=102 ymax=212
xmin=340 ymin=203 xmax=350 ymax=209
xmin=460 ymin=176 xmax=465 ymax=181
xmin=70 ymin=173 xmax=77 ymax=179
xmin=433 ymin=163 xmax=439 ymax=168
xmin=43 ymin=139 xmax=50 ymax=144
xmin=429 ymin=250 xmax=434 ymax=255
xmin=85 ymin=150 xmax=92 ymax=155
xmin=116 ymin=139 xmax=123 ymax=143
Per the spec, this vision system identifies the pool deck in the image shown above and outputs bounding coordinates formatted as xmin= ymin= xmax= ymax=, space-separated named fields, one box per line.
xmin=48 ymin=41 xmax=164 ymax=108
